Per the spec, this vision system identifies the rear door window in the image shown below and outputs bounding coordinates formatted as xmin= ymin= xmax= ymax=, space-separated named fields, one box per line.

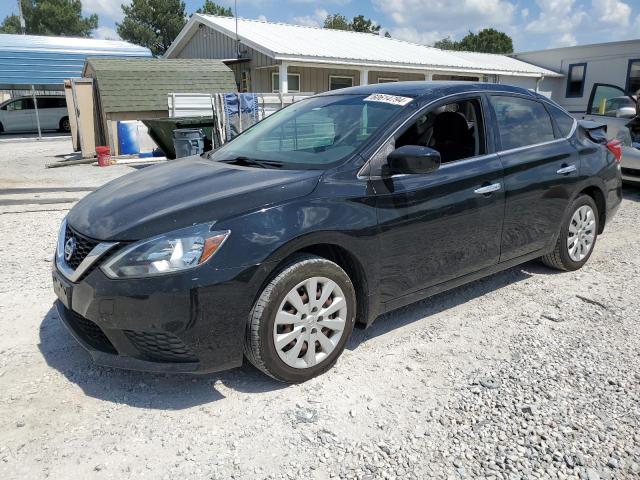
xmin=489 ymin=95 xmax=555 ymax=150
xmin=38 ymin=97 xmax=66 ymax=109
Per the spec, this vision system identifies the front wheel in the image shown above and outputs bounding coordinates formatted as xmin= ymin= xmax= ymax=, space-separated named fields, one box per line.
xmin=541 ymin=194 xmax=599 ymax=271
xmin=244 ymin=255 xmax=356 ymax=383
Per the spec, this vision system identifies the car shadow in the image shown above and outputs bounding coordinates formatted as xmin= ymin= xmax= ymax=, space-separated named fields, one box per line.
xmin=346 ymin=261 xmax=541 ymax=350
xmin=38 ymin=306 xmax=287 ymax=410
xmin=622 ymin=185 xmax=640 ymax=201
xmin=39 ymin=260 xmax=548 ymax=409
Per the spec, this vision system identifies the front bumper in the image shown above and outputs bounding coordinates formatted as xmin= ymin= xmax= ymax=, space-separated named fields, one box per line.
xmin=53 ymin=260 xmax=270 ymax=374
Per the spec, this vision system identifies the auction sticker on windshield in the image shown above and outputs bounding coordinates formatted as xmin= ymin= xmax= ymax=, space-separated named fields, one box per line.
xmin=363 ymin=94 xmax=413 ymax=106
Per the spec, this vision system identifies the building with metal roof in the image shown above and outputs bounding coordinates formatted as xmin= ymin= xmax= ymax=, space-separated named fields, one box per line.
xmin=0 ymin=34 xmax=151 ymax=90
xmin=512 ymin=39 xmax=640 ymax=114
xmin=165 ymin=15 xmax=561 ymax=95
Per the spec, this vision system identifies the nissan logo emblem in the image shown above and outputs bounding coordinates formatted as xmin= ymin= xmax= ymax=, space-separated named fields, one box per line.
xmin=64 ymin=237 xmax=76 ymax=262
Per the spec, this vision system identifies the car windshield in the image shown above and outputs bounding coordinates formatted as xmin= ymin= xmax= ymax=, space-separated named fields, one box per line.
xmin=208 ymin=94 xmax=409 ymax=169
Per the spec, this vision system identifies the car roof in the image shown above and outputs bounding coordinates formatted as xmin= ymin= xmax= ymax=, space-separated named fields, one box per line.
xmin=315 ymin=81 xmax=538 ymax=99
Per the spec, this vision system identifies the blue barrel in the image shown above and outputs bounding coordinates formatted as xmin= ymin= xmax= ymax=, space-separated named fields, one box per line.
xmin=118 ymin=121 xmax=140 ymax=155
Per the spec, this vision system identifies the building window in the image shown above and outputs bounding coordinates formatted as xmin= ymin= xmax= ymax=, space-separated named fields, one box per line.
xmin=329 ymin=76 xmax=354 ymax=90
xmin=626 ymin=59 xmax=640 ymax=95
xmin=272 ymin=73 xmax=301 ymax=93
xmin=432 ymin=74 xmax=480 ymax=81
xmin=377 ymin=77 xmax=398 ymax=83
xmin=566 ymin=63 xmax=587 ymax=98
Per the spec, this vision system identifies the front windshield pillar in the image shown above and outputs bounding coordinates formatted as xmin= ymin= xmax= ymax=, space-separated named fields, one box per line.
xmin=279 ymin=63 xmax=289 ymax=94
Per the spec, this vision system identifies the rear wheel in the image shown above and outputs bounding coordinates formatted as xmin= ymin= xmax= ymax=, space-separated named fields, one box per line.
xmin=59 ymin=116 xmax=70 ymax=133
xmin=541 ymin=195 xmax=599 ymax=271
xmin=244 ymin=255 xmax=356 ymax=383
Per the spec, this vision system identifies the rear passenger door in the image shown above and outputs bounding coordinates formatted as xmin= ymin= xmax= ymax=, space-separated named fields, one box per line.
xmin=37 ymin=97 xmax=65 ymax=130
xmin=488 ymin=94 xmax=580 ymax=262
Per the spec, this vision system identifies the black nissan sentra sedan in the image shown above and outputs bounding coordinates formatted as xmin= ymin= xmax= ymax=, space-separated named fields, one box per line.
xmin=52 ymin=82 xmax=622 ymax=383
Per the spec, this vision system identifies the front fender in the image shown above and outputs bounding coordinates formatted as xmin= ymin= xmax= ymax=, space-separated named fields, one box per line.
xmin=210 ymin=172 xmax=381 ymax=324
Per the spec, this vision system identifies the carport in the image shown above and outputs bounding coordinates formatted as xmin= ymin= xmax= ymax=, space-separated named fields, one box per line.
xmin=0 ymin=33 xmax=150 ymax=139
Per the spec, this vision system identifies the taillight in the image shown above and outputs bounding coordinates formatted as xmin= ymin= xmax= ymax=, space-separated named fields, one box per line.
xmin=606 ymin=139 xmax=622 ymax=163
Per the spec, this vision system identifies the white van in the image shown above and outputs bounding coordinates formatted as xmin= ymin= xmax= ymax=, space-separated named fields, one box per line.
xmin=0 ymin=96 xmax=69 ymax=134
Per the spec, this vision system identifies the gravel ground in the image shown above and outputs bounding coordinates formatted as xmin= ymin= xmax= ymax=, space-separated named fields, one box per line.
xmin=0 ymin=139 xmax=639 ymax=479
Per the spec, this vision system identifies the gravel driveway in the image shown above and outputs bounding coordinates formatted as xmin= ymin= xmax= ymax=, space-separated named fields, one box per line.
xmin=1 ymin=139 xmax=639 ymax=479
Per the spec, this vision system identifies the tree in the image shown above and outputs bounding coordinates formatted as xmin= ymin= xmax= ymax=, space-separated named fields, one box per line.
xmin=197 ymin=1 xmax=232 ymax=16
xmin=433 ymin=37 xmax=459 ymax=50
xmin=324 ymin=13 xmax=384 ymax=35
xmin=351 ymin=15 xmax=380 ymax=34
xmin=434 ymin=28 xmax=513 ymax=54
xmin=0 ymin=15 xmax=22 ymax=34
xmin=117 ymin=0 xmax=187 ymax=57
xmin=323 ymin=13 xmax=351 ymax=31
xmin=0 ymin=0 xmax=97 ymax=37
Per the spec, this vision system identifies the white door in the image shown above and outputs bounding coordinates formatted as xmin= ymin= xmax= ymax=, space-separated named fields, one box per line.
xmin=1 ymin=99 xmax=35 ymax=132
xmin=36 ymin=97 xmax=67 ymax=130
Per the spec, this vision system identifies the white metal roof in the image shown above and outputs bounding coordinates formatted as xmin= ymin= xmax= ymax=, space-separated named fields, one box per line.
xmin=0 ymin=33 xmax=151 ymax=56
xmin=166 ymin=15 xmax=561 ymax=78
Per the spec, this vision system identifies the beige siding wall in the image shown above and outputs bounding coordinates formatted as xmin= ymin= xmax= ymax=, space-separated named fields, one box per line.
xmin=254 ymin=66 xmax=363 ymax=93
xmin=176 ymin=27 xmax=236 ymax=59
xmin=175 ymin=27 xmax=275 ymax=92
xmin=254 ymin=67 xmax=431 ymax=93
xmin=369 ymin=71 xmax=426 ymax=83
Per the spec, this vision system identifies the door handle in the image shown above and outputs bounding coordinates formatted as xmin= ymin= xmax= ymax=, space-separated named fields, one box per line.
xmin=474 ymin=183 xmax=501 ymax=195
xmin=556 ymin=164 xmax=577 ymax=175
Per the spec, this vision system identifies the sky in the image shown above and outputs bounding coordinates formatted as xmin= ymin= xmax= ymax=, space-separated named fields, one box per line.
xmin=1 ymin=0 xmax=639 ymax=52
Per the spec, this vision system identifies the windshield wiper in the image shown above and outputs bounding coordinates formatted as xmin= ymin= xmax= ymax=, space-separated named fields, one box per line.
xmin=221 ymin=156 xmax=283 ymax=169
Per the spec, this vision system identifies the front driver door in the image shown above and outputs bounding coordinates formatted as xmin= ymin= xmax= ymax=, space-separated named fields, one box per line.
xmin=371 ymin=94 xmax=505 ymax=303
xmin=5 ymin=99 xmax=35 ymax=132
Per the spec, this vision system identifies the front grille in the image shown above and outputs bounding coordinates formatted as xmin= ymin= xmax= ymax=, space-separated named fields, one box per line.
xmin=64 ymin=225 xmax=99 ymax=270
xmin=65 ymin=309 xmax=117 ymax=354
xmin=124 ymin=330 xmax=198 ymax=363
xmin=622 ymin=167 xmax=640 ymax=178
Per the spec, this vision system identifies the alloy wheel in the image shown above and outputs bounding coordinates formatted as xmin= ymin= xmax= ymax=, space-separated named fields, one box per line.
xmin=273 ymin=276 xmax=347 ymax=369
xmin=567 ymin=205 xmax=596 ymax=262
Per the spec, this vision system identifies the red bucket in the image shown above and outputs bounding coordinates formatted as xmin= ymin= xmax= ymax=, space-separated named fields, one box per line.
xmin=96 ymin=146 xmax=111 ymax=167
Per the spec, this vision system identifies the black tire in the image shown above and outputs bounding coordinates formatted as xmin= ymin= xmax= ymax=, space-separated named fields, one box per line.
xmin=0 ymin=122 xmax=4 ymax=133
xmin=59 ymin=116 xmax=70 ymax=133
xmin=541 ymin=194 xmax=599 ymax=271
xmin=244 ymin=254 xmax=356 ymax=383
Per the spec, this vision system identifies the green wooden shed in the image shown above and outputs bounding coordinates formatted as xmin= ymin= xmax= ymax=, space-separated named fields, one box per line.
xmin=82 ymin=57 xmax=237 ymax=154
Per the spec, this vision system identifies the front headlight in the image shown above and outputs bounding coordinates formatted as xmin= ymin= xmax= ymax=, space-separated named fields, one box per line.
xmin=101 ymin=224 xmax=229 ymax=279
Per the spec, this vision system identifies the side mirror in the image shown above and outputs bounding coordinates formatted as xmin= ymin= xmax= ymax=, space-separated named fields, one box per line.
xmin=386 ymin=145 xmax=441 ymax=175
xmin=616 ymin=107 xmax=636 ymax=119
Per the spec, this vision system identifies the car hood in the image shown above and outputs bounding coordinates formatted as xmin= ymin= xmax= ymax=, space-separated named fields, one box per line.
xmin=67 ymin=157 xmax=322 ymax=241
